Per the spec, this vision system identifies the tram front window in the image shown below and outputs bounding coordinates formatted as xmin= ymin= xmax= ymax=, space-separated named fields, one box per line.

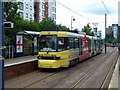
xmin=39 ymin=35 xmax=57 ymax=52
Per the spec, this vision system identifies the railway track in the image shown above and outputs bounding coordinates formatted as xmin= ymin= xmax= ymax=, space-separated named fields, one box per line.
xmin=100 ymin=53 xmax=119 ymax=89
xmin=5 ymin=68 xmax=64 ymax=88
xmin=70 ymin=49 xmax=118 ymax=89
xmin=5 ymin=48 xmax=117 ymax=89
xmin=24 ymin=52 xmax=113 ymax=88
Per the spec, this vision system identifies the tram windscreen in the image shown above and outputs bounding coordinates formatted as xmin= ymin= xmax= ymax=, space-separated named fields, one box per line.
xmin=39 ymin=35 xmax=57 ymax=52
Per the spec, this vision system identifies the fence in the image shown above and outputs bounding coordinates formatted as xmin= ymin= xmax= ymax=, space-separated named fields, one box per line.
xmin=4 ymin=44 xmax=40 ymax=59
xmin=4 ymin=45 xmax=15 ymax=59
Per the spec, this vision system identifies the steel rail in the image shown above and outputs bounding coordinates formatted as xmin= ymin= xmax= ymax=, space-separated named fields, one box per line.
xmin=20 ymin=70 xmax=61 ymax=89
xmin=5 ymin=71 xmax=39 ymax=84
xmin=70 ymin=51 xmax=114 ymax=89
xmin=100 ymin=53 xmax=119 ymax=89
xmin=6 ymin=49 xmax=114 ymax=89
xmin=20 ymin=51 xmax=112 ymax=89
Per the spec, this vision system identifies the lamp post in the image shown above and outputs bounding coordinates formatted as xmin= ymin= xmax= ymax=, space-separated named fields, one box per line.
xmin=71 ymin=16 xmax=75 ymax=31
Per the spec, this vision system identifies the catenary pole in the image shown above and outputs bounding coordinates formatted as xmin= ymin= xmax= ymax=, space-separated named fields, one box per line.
xmin=105 ymin=14 xmax=107 ymax=53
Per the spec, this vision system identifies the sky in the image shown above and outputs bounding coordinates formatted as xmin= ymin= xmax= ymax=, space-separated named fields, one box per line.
xmin=56 ymin=0 xmax=119 ymax=38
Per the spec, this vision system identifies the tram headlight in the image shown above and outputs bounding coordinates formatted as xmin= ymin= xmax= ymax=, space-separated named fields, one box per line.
xmin=37 ymin=56 xmax=41 ymax=59
xmin=53 ymin=57 xmax=56 ymax=60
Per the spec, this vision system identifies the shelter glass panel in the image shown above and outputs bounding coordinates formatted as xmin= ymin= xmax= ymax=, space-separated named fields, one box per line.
xmin=23 ymin=35 xmax=32 ymax=55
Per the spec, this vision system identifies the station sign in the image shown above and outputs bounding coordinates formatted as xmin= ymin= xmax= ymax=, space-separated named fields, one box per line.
xmin=4 ymin=22 xmax=14 ymax=28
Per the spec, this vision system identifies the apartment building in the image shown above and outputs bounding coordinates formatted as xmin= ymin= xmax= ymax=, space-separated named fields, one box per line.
xmin=112 ymin=24 xmax=118 ymax=39
xmin=35 ymin=0 xmax=56 ymax=22
xmin=48 ymin=0 xmax=56 ymax=22
xmin=17 ymin=0 xmax=56 ymax=22
xmin=18 ymin=0 xmax=35 ymax=21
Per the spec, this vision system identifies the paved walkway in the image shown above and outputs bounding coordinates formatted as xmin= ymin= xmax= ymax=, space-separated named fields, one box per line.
xmin=4 ymin=55 xmax=37 ymax=67
xmin=108 ymin=55 xmax=119 ymax=89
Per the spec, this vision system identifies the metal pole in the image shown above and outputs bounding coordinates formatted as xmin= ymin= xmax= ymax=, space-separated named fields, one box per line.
xmin=12 ymin=45 xmax=14 ymax=58
xmin=105 ymin=14 xmax=107 ymax=53
xmin=71 ymin=16 xmax=75 ymax=31
xmin=0 ymin=0 xmax=4 ymax=89
xmin=9 ymin=45 xmax=10 ymax=58
xmin=71 ymin=16 xmax=72 ymax=31
xmin=32 ymin=36 xmax=34 ymax=56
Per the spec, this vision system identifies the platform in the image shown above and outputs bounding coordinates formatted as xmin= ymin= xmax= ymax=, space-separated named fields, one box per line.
xmin=4 ymin=55 xmax=37 ymax=67
xmin=108 ymin=55 xmax=119 ymax=89
xmin=4 ymin=55 xmax=38 ymax=80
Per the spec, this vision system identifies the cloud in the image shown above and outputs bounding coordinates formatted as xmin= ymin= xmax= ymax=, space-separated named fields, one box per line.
xmin=81 ymin=4 xmax=117 ymax=15
xmin=57 ymin=0 xmax=118 ymax=16
xmin=56 ymin=0 xmax=118 ymax=38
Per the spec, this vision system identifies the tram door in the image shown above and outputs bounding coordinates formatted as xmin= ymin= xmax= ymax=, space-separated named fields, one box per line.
xmin=23 ymin=35 xmax=32 ymax=55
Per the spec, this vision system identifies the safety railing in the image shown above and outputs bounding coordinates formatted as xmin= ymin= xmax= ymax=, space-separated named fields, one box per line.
xmin=4 ymin=45 xmax=15 ymax=59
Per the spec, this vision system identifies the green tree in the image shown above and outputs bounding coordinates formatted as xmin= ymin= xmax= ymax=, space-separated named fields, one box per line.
xmin=72 ymin=28 xmax=79 ymax=33
xmin=4 ymin=2 xmax=22 ymax=45
xmin=4 ymin=19 xmax=41 ymax=45
xmin=4 ymin=2 xmax=22 ymax=22
xmin=82 ymin=23 xmax=93 ymax=35
xmin=14 ymin=20 xmax=40 ymax=31
xmin=106 ymin=32 xmax=114 ymax=43
xmin=40 ymin=18 xmax=57 ymax=30
xmin=57 ymin=24 xmax=70 ymax=31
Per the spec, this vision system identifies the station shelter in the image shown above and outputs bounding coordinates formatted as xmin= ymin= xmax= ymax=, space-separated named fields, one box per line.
xmin=15 ymin=30 xmax=40 ymax=57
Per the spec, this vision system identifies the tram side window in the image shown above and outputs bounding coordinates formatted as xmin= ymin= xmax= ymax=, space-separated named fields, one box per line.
xmin=98 ymin=40 xmax=101 ymax=50
xmin=79 ymin=38 xmax=83 ymax=55
xmin=69 ymin=38 xmax=74 ymax=49
xmin=58 ymin=38 xmax=65 ymax=51
xmin=75 ymin=38 xmax=79 ymax=48
xmin=94 ymin=40 xmax=97 ymax=51
xmin=88 ymin=39 xmax=91 ymax=52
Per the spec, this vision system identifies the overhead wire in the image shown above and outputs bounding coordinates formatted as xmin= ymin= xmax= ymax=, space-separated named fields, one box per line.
xmin=100 ymin=0 xmax=117 ymax=23
xmin=57 ymin=1 xmax=93 ymax=23
xmin=57 ymin=1 xmax=117 ymax=24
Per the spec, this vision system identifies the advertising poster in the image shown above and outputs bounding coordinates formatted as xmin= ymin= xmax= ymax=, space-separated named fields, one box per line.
xmin=16 ymin=35 xmax=23 ymax=53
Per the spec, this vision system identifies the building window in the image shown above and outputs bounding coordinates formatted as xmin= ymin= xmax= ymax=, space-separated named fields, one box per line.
xmin=53 ymin=14 xmax=56 ymax=20
xmin=54 ymin=8 xmax=56 ymax=13
xmin=42 ymin=10 xmax=44 ymax=16
xmin=30 ymin=6 xmax=32 ymax=10
xmin=42 ymin=2 xmax=44 ymax=9
xmin=52 ymin=7 xmax=56 ymax=13
xmin=55 ymin=2 xmax=56 ymax=6
xmin=52 ymin=0 xmax=56 ymax=6
xmin=30 ymin=14 xmax=32 ymax=20
xmin=26 ymin=4 xmax=28 ymax=9
xmin=19 ymin=11 xmax=23 ymax=18
xmin=26 ymin=13 xmax=28 ymax=18
xmin=19 ymin=2 xmax=23 ymax=10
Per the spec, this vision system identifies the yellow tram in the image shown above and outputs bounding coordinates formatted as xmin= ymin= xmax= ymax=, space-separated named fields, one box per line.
xmin=38 ymin=31 xmax=81 ymax=68
xmin=37 ymin=31 xmax=102 ymax=68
